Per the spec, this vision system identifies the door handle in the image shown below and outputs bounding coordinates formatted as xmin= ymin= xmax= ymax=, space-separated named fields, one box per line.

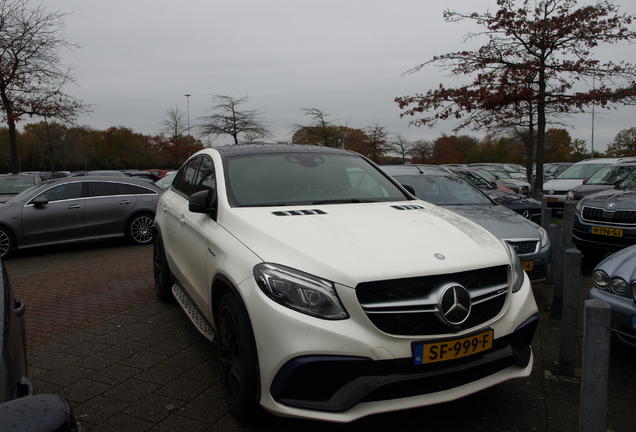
xmin=119 ymin=200 xmax=131 ymax=205
xmin=179 ymin=215 xmax=186 ymax=224
xmin=67 ymin=204 xmax=81 ymax=209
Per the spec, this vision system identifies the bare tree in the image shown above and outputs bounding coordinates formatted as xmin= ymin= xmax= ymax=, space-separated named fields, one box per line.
xmin=161 ymin=107 xmax=187 ymax=141
xmin=0 ymin=0 xmax=87 ymax=173
xmin=390 ymin=133 xmax=414 ymax=163
xmin=362 ymin=122 xmax=390 ymax=162
xmin=198 ymin=95 xmax=273 ymax=145
xmin=292 ymin=108 xmax=336 ymax=147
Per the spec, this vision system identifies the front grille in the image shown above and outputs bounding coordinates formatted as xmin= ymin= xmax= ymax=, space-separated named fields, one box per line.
xmin=356 ymin=266 xmax=508 ymax=336
xmin=582 ymin=206 xmax=636 ymax=225
xmin=506 ymin=240 xmax=538 ymax=255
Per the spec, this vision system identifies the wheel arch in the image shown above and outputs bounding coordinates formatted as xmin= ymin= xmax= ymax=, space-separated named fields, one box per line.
xmin=211 ymin=273 xmax=262 ymax=410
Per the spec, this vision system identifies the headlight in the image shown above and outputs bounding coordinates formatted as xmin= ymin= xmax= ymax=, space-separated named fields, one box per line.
xmin=254 ymin=263 xmax=349 ymax=320
xmin=505 ymin=243 xmax=525 ymax=293
xmin=537 ymin=225 xmax=549 ymax=248
xmin=610 ymin=277 xmax=628 ymax=294
xmin=592 ymin=270 xmax=610 ymax=288
xmin=576 ymin=200 xmax=584 ymax=214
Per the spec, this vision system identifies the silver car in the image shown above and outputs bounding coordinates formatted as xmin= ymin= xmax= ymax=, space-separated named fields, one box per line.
xmin=0 ymin=176 xmax=162 ymax=258
xmin=383 ymin=165 xmax=551 ymax=283
xmin=588 ymin=244 xmax=636 ymax=348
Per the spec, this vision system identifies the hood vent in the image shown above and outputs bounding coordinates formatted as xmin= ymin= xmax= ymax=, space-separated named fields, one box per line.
xmin=273 ymin=209 xmax=326 ymax=216
xmin=391 ymin=204 xmax=425 ymax=211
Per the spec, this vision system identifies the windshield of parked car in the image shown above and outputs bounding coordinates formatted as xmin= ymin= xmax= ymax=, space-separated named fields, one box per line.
xmin=225 ymin=152 xmax=407 ymax=206
xmin=392 ymin=174 xmax=493 ymax=206
xmin=556 ymin=163 xmax=609 ymax=180
xmin=585 ymin=165 xmax=636 ymax=185
xmin=0 ymin=177 xmax=36 ymax=195
xmin=615 ymin=170 xmax=636 ymax=190
xmin=6 ymin=182 xmax=50 ymax=203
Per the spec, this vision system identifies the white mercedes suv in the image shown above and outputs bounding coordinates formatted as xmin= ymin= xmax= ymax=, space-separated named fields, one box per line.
xmin=153 ymin=144 xmax=538 ymax=422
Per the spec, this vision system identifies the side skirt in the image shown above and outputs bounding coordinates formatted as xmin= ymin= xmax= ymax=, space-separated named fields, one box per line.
xmin=172 ymin=284 xmax=216 ymax=342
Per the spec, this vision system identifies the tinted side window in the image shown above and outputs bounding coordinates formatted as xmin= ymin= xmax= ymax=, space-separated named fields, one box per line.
xmin=36 ymin=182 xmax=83 ymax=203
xmin=87 ymin=182 xmax=118 ymax=197
xmin=193 ymin=156 xmax=216 ymax=194
xmin=125 ymin=184 xmax=157 ymax=195
xmin=173 ymin=157 xmax=202 ymax=196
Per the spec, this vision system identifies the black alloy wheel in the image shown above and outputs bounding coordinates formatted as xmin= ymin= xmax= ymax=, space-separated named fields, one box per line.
xmin=217 ymin=292 xmax=260 ymax=420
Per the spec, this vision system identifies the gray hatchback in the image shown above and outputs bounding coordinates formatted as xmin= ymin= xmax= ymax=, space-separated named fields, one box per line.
xmin=382 ymin=165 xmax=552 ymax=283
xmin=0 ymin=176 xmax=161 ymax=258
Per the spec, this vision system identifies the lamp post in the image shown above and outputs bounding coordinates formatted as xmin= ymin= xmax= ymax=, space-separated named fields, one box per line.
xmin=185 ymin=94 xmax=191 ymax=147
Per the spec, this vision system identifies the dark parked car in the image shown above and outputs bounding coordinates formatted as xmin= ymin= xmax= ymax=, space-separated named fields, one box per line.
xmin=0 ymin=258 xmax=81 ymax=431
xmin=383 ymin=165 xmax=551 ymax=283
xmin=567 ymin=163 xmax=636 ymax=202
xmin=0 ymin=174 xmax=43 ymax=203
xmin=572 ymin=169 xmax=636 ymax=258
xmin=588 ymin=244 xmax=636 ymax=348
xmin=0 ymin=176 xmax=161 ymax=259
xmin=449 ymin=167 xmax=542 ymax=223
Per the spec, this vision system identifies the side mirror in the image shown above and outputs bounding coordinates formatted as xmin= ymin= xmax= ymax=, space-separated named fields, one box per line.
xmin=31 ymin=196 xmax=49 ymax=207
xmin=401 ymin=184 xmax=416 ymax=196
xmin=582 ymin=179 xmax=588 ymax=184
xmin=189 ymin=189 xmax=217 ymax=219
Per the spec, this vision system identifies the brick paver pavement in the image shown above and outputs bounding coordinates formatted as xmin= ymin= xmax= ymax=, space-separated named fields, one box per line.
xmin=4 ymin=242 xmax=636 ymax=431
xmin=12 ymin=246 xmax=155 ymax=347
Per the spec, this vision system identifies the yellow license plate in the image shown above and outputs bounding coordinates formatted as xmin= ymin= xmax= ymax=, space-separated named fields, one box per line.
xmin=413 ymin=329 xmax=494 ymax=364
xmin=590 ymin=226 xmax=623 ymax=237
xmin=547 ymin=197 xmax=558 ymax=203
xmin=521 ymin=261 xmax=534 ymax=271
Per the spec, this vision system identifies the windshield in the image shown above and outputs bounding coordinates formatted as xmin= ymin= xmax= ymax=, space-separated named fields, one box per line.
xmin=6 ymin=182 xmax=49 ymax=203
xmin=453 ymin=170 xmax=492 ymax=189
xmin=556 ymin=163 xmax=609 ymax=180
xmin=616 ymin=170 xmax=636 ymax=190
xmin=225 ymin=152 xmax=407 ymax=206
xmin=392 ymin=174 xmax=492 ymax=206
xmin=0 ymin=177 xmax=36 ymax=195
xmin=585 ymin=165 xmax=636 ymax=185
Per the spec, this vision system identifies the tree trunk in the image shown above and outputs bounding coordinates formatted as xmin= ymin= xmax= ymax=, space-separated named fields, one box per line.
xmin=8 ymin=115 xmax=20 ymax=174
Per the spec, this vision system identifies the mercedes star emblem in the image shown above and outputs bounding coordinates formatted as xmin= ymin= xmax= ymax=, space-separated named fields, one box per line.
xmin=438 ymin=285 xmax=472 ymax=325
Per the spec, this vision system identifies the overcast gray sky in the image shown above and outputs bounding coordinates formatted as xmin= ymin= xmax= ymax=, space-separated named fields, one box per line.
xmin=51 ymin=0 xmax=636 ymax=152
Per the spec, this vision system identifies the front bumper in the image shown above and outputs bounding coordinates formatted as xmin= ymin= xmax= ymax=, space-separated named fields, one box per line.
xmin=572 ymin=221 xmax=636 ymax=253
xmin=588 ymin=287 xmax=636 ymax=348
xmin=542 ymin=191 xmax=567 ymax=208
xmin=243 ymin=271 xmax=538 ymax=422
xmin=271 ymin=315 xmax=537 ymax=413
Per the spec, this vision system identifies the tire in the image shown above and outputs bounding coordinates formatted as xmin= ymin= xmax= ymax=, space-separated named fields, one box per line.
xmin=0 ymin=226 xmax=14 ymax=259
xmin=217 ymin=291 xmax=260 ymax=420
xmin=153 ymin=232 xmax=174 ymax=302
xmin=126 ymin=213 xmax=155 ymax=245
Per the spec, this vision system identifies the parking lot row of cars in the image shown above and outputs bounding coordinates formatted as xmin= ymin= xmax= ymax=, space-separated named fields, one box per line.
xmin=2 ymin=149 xmax=635 ymax=423
xmin=538 ymin=157 xmax=636 ymax=352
